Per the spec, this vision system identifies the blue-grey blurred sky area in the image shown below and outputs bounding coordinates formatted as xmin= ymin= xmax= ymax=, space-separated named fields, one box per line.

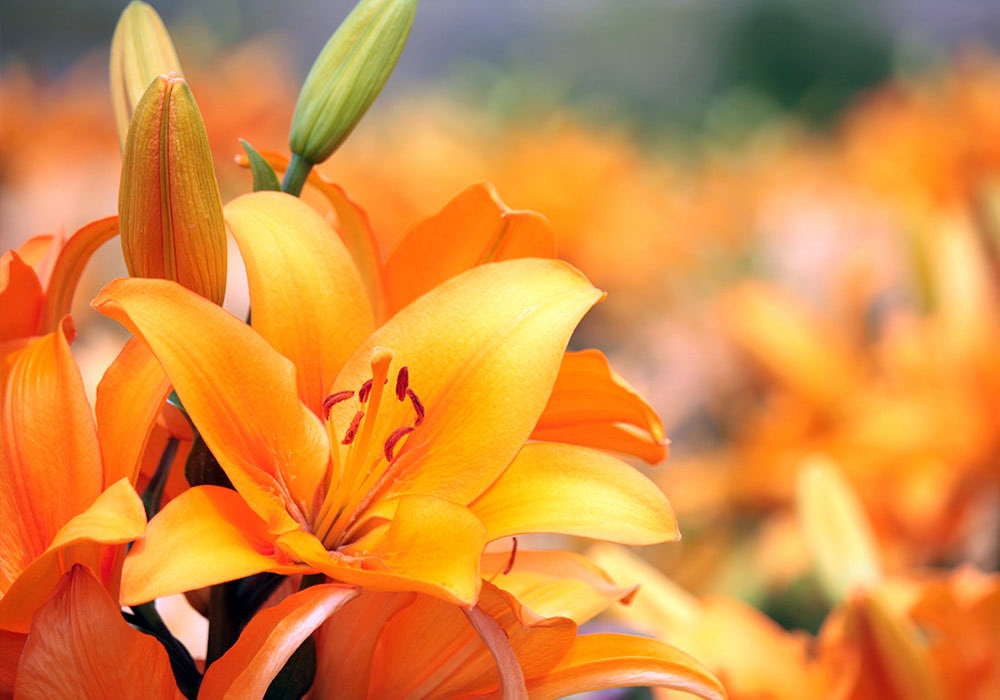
xmin=3 ymin=0 xmax=1000 ymax=133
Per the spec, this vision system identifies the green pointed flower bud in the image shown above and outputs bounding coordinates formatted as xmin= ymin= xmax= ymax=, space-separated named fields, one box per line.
xmin=110 ymin=0 xmax=183 ymax=152
xmin=119 ymin=73 xmax=227 ymax=305
xmin=288 ymin=0 xmax=417 ymax=174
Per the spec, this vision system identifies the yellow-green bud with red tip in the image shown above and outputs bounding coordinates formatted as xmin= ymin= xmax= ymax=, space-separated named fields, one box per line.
xmin=119 ymin=73 xmax=227 ymax=305
xmin=110 ymin=0 xmax=183 ymax=152
xmin=289 ymin=0 xmax=417 ymax=167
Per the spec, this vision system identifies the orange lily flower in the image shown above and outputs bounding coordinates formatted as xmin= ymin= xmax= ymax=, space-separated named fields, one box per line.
xmin=12 ymin=565 xmax=182 ymax=699
xmin=195 ymin=550 xmax=725 ymax=700
xmin=94 ymin=193 xmax=678 ymax=607
xmin=1 ymin=219 xmax=178 ymax=638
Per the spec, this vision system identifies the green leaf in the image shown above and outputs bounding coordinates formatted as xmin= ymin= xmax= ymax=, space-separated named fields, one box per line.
xmin=240 ymin=139 xmax=282 ymax=192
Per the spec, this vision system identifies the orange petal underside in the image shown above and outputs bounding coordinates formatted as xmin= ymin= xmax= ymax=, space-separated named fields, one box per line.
xmin=0 ymin=478 xmax=146 ymax=633
xmin=2 ymin=318 xmax=102 ymax=581
xmin=199 ymin=582 xmax=358 ymax=700
xmin=95 ymin=337 xmax=173 ymax=488
xmin=0 ymin=251 xmax=44 ymax=343
xmin=14 ymin=566 xmax=180 ymax=699
xmin=39 ymin=216 xmax=120 ymax=334
xmin=533 ymin=348 xmax=668 ymax=464
xmin=526 ymin=633 xmax=727 ymax=700
xmin=382 ymin=182 xmax=556 ymax=317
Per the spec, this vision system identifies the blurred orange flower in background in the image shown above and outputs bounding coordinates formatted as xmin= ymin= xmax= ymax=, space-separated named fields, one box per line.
xmin=593 ymin=459 xmax=1000 ymax=699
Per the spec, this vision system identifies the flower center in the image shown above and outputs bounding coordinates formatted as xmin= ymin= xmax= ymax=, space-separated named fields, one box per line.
xmin=313 ymin=348 xmax=425 ymax=548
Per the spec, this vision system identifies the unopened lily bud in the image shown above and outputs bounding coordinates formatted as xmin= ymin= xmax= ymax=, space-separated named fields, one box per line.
xmin=289 ymin=0 xmax=417 ymax=167
xmin=110 ymin=1 xmax=183 ymax=152
xmin=119 ymin=73 xmax=227 ymax=305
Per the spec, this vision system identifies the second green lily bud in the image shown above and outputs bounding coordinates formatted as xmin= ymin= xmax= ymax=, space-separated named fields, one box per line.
xmin=289 ymin=0 xmax=417 ymax=168
xmin=119 ymin=73 xmax=227 ymax=305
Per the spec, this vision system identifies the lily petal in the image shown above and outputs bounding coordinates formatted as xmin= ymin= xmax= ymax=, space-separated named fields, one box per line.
xmin=279 ymin=494 xmax=486 ymax=605
xmin=367 ymin=582 xmax=575 ymax=699
xmin=95 ymin=337 xmax=172 ymax=487
xmin=94 ymin=277 xmax=327 ymax=532
xmin=830 ymin=588 xmax=944 ymax=700
xmin=14 ymin=566 xmax=180 ymax=699
xmin=533 ymin=348 xmax=668 ymax=464
xmin=0 ymin=252 xmax=43 ymax=343
xmin=225 ymin=191 xmax=375 ymax=414
xmin=383 ymin=182 xmax=556 ymax=317
xmin=235 ymin=151 xmax=386 ymax=315
xmin=312 ymin=591 xmax=417 ymax=700
xmin=3 ymin=234 xmax=56 ymax=277
xmin=0 ymin=629 xmax=26 ymax=696
xmin=199 ymin=582 xmax=358 ymax=700
xmin=1 ymin=217 xmax=119 ymax=347
xmin=2 ymin=318 xmax=102 ymax=582
xmin=470 ymin=441 xmax=679 ymax=544
xmin=121 ymin=485 xmax=307 ymax=605
xmin=482 ymin=549 xmax=635 ymax=624
xmin=525 ymin=633 xmax=728 ymax=700
xmin=38 ymin=216 xmax=119 ymax=334
xmin=0 ymin=478 xmax=146 ymax=633
xmin=796 ymin=455 xmax=882 ymax=604
xmin=721 ymin=282 xmax=861 ymax=409
xmin=331 ymin=258 xmax=603 ymax=505
xmin=462 ymin=604 xmax=528 ymax=700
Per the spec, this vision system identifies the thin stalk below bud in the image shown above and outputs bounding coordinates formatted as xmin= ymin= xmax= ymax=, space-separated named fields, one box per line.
xmin=282 ymin=153 xmax=313 ymax=197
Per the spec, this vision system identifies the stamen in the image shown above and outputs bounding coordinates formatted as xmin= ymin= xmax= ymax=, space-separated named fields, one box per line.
xmin=322 ymin=390 xmax=355 ymax=420
xmin=358 ymin=379 xmax=374 ymax=403
xmin=406 ymin=388 xmax=425 ymax=425
xmin=395 ymin=366 xmax=409 ymax=401
xmin=503 ymin=537 xmax=518 ymax=575
xmin=342 ymin=410 xmax=364 ymax=445
xmin=383 ymin=426 xmax=415 ymax=461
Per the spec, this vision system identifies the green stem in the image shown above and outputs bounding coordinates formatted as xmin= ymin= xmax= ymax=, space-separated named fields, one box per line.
xmin=281 ymin=152 xmax=313 ymax=197
xmin=128 ymin=602 xmax=202 ymax=699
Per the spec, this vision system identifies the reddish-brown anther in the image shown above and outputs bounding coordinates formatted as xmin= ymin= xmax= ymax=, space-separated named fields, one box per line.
xmin=322 ymin=390 xmax=355 ymax=420
xmin=383 ymin=426 xmax=415 ymax=461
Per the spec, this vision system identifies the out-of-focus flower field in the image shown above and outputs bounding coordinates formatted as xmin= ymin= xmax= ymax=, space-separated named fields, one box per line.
xmin=2 ymin=3 xmax=999 ymax=698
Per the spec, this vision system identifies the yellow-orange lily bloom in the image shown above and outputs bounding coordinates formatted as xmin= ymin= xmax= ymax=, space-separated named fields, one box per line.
xmin=94 ymin=191 xmax=678 ymax=607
